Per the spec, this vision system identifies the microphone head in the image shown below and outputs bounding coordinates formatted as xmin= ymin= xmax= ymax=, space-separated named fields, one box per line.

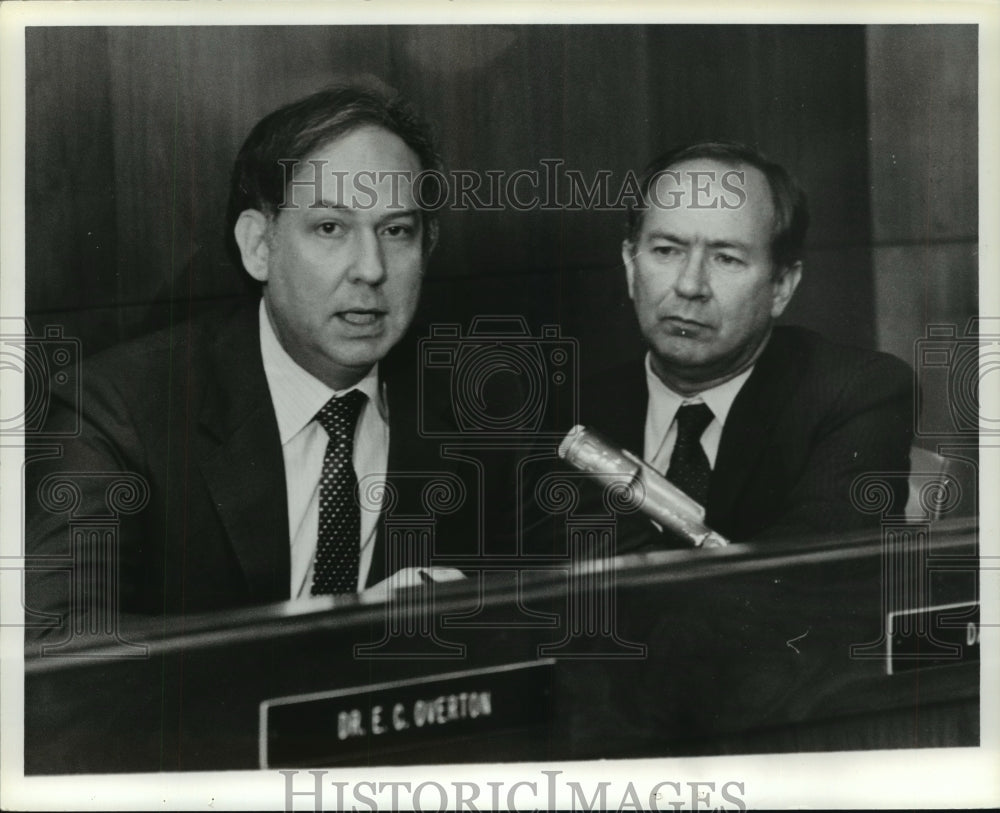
xmin=558 ymin=425 xmax=585 ymax=460
xmin=557 ymin=425 xmax=730 ymax=548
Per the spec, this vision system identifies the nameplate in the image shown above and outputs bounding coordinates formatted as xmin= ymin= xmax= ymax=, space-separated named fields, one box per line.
xmin=260 ymin=659 xmax=555 ymax=768
xmin=887 ymin=601 xmax=979 ymax=675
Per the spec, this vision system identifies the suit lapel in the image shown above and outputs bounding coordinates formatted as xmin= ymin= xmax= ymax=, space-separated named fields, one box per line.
xmin=707 ymin=329 xmax=803 ymax=529
xmin=365 ymin=340 xmax=462 ymax=585
xmin=369 ymin=330 xmax=548 ymax=584
xmin=197 ymin=304 xmax=290 ymax=602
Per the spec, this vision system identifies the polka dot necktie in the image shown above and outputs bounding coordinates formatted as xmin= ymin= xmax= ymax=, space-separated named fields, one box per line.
xmin=310 ymin=389 xmax=367 ymax=596
xmin=666 ymin=403 xmax=714 ymax=507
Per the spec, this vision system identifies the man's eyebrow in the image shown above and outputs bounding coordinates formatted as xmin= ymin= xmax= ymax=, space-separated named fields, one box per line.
xmin=307 ymin=202 xmax=421 ymax=220
xmin=646 ymin=230 xmax=688 ymax=244
xmin=645 ymin=232 xmax=751 ymax=252
xmin=379 ymin=208 xmax=420 ymax=219
xmin=707 ymin=239 xmax=750 ymax=251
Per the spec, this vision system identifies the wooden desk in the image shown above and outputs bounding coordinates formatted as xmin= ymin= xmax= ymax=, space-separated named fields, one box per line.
xmin=25 ymin=518 xmax=980 ymax=773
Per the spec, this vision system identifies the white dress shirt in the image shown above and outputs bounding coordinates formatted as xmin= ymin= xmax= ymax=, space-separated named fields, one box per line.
xmin=258 ymin=301 xmax=389 ymax=597
xmin=643 ymin=352 xmax=755 ymax=475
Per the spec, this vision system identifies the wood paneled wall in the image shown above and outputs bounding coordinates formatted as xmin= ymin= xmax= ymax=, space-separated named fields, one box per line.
xmin=865 ymin=25 xmax=978 ymax=453
xmin=25 ymin=25 xmax=923 ymax=378
xmin=866 ymin=26 xmax=978 ymax=361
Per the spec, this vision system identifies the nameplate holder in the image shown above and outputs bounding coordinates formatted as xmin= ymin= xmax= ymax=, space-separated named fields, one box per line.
xmin=260 ymin=659 xmax=555 ymax=767
xmin=886 ymin=601 xmax=979 ymax=675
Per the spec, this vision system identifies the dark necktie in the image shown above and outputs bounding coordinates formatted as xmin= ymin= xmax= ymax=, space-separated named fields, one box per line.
xmin=666 ymin=402 xmax=714 ymax=506
xmin=311 ymin=389 xmax=367 ymax=596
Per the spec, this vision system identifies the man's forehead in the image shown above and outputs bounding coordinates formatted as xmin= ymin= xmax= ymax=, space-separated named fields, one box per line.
xmin=652 ymin=158 xmax=769 ymax=201
xmin=284 ymin=126 xmax=423 ymax=211
xmin=641 ymin=158 xmax=776 ymax=238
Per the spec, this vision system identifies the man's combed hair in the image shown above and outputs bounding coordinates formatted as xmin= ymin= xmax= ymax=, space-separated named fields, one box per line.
xmin=625 ymin=141 xmax=810 ymax=270
xmin=227 ymin=82 xmax=442 ymax=254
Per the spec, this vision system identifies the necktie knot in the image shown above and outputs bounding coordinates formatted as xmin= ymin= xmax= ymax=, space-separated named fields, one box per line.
xmin=315 ymin=389 xmax=367 ymax=440
xmin=675 ymin=402 xmax=713 ymax=441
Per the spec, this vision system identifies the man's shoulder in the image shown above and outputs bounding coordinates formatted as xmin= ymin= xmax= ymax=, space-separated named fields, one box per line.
xmin=84 ymin=300 xmax=258 ymax=379
xmin=767 ymin=325 xmax=912 ymax=385
xmin=75 ymin=299 xmax=261 ymax=423
xmin=746 ymin=325 xmax=914 ymax=437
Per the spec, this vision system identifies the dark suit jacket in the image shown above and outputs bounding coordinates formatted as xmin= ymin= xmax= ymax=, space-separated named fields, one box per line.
xmin=560 ymin=326 xmax=913 ymax=551
xmin=25 ymin=301 xmax=508 ymax=640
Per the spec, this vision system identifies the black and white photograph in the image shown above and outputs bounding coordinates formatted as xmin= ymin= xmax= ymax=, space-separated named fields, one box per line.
xmin=1 ymin=1 xmax=997 ymax=809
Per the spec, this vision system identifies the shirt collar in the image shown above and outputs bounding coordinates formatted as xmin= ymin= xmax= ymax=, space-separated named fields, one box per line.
xmin=258 ymin=299 xmax=386 ymax=445
xmin=644 ymin=351 xmax=754 ymax=435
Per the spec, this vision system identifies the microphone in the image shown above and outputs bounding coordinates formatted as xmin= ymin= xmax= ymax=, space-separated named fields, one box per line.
xmin=557 ymin=425 xmax=729 ymax=548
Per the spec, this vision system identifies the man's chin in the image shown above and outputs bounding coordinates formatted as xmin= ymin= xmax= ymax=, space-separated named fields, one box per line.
xmin=652 ymin=338 xmax=715 ymax=368
xmin=330 ymin=345 xmax=389 ymax=373
xmin=343 ymin=327 xmax=411 ymax=360
xmin=649 ymin=341 xmax=731 ymax=383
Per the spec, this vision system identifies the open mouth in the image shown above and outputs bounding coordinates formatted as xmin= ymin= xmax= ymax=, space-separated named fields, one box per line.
xmin=338 ymin=309 xmax=386 ymax=327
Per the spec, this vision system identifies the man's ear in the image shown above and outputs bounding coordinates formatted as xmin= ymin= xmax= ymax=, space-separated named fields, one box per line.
xmin=770 ymin=261 xmax=802 ymax=318
xmin=233 ymin=210 xmax=271 ymax=283
xmin=621 ymin=239 xmax=637 ymax=300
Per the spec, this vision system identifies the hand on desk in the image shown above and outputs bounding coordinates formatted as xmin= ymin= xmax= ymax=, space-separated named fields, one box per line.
xmin=359 ymin=567 xmax=466 ymax=603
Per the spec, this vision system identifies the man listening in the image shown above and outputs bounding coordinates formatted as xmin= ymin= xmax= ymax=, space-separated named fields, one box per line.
xmin=582 ymin=141 xmax=912 ymax=547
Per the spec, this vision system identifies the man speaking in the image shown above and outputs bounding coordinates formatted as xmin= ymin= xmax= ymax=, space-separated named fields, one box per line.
xmin=25 ymin=84 xmax=474 ymax=645
xmin=582 ymin=141 xmax=912 ymax=546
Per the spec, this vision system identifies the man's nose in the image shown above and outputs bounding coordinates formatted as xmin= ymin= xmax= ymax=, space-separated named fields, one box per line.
xmin=673 ymin=249 xmax=710 ymax=299
xmin=349 ymin=229 xmax=388 ymax=285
